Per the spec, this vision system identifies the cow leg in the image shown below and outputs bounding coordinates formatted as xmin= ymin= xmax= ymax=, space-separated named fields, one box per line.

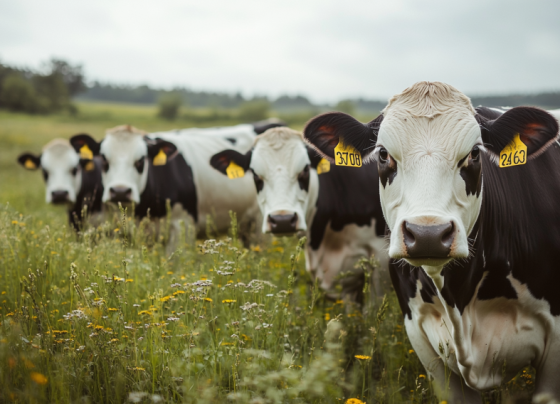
xmin=533 ymin=347 xmax=560 ymax=403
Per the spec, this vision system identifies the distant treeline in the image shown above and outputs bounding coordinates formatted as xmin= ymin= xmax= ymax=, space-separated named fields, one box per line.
xmin=0 ymin=59 xmax=85 ymax=114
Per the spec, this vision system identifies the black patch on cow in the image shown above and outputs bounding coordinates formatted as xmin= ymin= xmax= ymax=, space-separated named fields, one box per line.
xmin=308 ymin=162 xmax=386 ymax=249
xmin=303 ymin=112 xmax=382 ymax=162
xmin=252 ymin=120 xmax=287 ymax=135
xmin=225 ymin=137 xmax=236 ymax=145
xmin=69 ymin=133 xmax=101 ymax=156
xmin=210 ymin=149 xmax=252 ymax=175
xmin=69 ymin=156 xmax=104 ymax=231
xmin=134 ymin=158 xmax=145 ymax=174
xmin=306 ymin=146 xmax=323 ymax=169
xmin=459 ymin=147 xmax=482 ymax=197
xmin=475 ymin=106 xmax=505 ymax=121
xmin=252 ymin=171 xmax=264 ymax=193
xmin=377 ymin=147 xmax=397 ymax=188
xmin=297 ymin=164 xmax=310 ymax=191
xmin=135 ymin=153 xmax=198 ymax=221
xmin=146 ymin=138 xmax=178 ymax=162
xmin=390 ymin=261 xmax=437 ymax=319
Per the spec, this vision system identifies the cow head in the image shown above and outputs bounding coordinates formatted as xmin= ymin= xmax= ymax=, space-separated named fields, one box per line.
xmin=18 ymin=138 xmax=83 ymax=204
xmin=210 ymin=127 xmax=320 ymax=234
xmin=304 ymin=82 xmax=559 ymax=272
xmin=70 ymin=125 xmax=177 ymax=205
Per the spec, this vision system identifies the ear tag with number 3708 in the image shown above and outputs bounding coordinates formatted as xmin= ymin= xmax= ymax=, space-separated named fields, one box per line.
xmin=153 ymin=149 xmax=167 ymax=166
xmin=79 ymin=145 xmax=93 ymax=160
xmin=226 ymin=161 xmax=245 ymax=179
xmin=334 ymin=137 xmax=362 ymax=167
xmin=317 ymin=158 xmax=331 ymax=175
xmin=499 ymin=133 xmax=527 ymax=168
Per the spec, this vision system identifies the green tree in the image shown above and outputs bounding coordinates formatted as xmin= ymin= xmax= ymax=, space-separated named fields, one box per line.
xmin=157 ymin=92 xmax=183 ymax=120
xmin=0 ymin=73 xmax=40 ymax=112
xmin=335 ymin=99 xmax=356 ymax=115
xmin=238 ymin=99 xmax=270 ymax=122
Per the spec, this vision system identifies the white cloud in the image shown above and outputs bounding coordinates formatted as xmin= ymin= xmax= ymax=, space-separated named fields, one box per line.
xmin=0 ymin=0 xmax=559 ymax=103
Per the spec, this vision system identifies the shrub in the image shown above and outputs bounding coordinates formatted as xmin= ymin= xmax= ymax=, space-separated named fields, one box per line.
xmin=238 ymin=100 xmax=270 ymax=122
xmin=157 ymin=92 xmax=183 ymax=120
xmin=0 ymin=73 xmax=41 ymax=112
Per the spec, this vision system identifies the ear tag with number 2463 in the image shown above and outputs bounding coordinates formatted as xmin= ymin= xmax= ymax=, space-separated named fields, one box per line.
xmin=334 ymin=137 xmax=362 ymax=167
xmin=499 ymin=133 xmax=526 ymax=168
xmin=226 ymin=161 xmax=245 ymax=179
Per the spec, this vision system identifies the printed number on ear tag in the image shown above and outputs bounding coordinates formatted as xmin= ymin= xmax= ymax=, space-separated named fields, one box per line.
xmin=24 ymin=159 xmax=37 ymax=169
xmin=317 ymin=158 xmax=331 ymax=175
xmin=226 ymin=161 xmax=245 ymax=179
xmin=85 ymin=161 xmax=95 ymax=171
xmin=153 ymin=149 xmax=167 ymax=166
xmin=334 ymin=138 xmax=362 ymax=167
xmin=79 ymin=145 xmax=93 ymax=160
xmin=499 ymin=133 xmax=527 ymax=168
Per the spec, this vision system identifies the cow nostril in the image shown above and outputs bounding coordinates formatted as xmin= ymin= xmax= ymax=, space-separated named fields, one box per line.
xmin=268 ymin=215 xmax=277 ymax=227
xmin=441 ymin=222 xmax=455 ymax=248
xmin=109 ymin=187 xmax=132 ymax=202
xmin=268 ymin=212 xmax=298 ymax=234
xmin=290 ymin=213 xmax=298 ymax=227
xmin=403 ymin=221 xmax=416 ymax=248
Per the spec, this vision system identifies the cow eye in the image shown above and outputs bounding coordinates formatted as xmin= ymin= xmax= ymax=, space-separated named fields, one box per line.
xmin=134 ymin=157 xmax=145 ymax=174
xmin=379 ymin=147 xmax=389 ymax=163
xmin=42 ymin=169 xmax=49 ymax=181
xmin=252 ymin=171 xmax=264 ymax=192
xmin=71 ymin=167 xmax=78 ymax=176
xmin=470 ymin=145 xmax=480 ymax=161
xmin=101 ymin=155 xmax=109 ymax=172
xmin=297 ymin=164 xmax=310 ymax=191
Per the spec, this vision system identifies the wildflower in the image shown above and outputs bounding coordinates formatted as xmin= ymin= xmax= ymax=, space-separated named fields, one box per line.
xmin=113 ymin=276 xmax=125 ymax=282
xmin=126 ymin=279 xmax=134 ymax=282
xmin=251 ymin=245 xmax=262 ymax=252
xmin=114 ymin=228 xmax=120 ymax=232
xmin=221 ymin=342 xmax=234 ymax=346
xmin=129 ymin=367 xmax=145 ymax=371
xmin=354 ymin=355 xmax=372 ymax=361
xmin=170 ymin=283 xmax=181 ymax=288
xmin=167 ymin=271 xmax=173 ymax=275
xmin=138 ymin=310 xmax=152 ymax=315
xmin=30 ymin=372 xmax=48 ymax=385
xmin=409 ymin=349 xmax=415 ymax=354
xmin=172 ymin=291 xmax=185 ymax=296
xmin=419 ymin=374 xmax=426 ymax=378
xmin=345 ymin=399 xmax=365 ymax=404
xmin=204 ymin=297 xmax=213 ymax=302
xmin=167 ymin=317 xmax=180 ymax=322
xmin=108 ymin=308 xmax=118 ymax=312
xmin=109 ymin=338 xmax=119 ymax=343
xmin=222 ymin=299 xmax=236 ymax=304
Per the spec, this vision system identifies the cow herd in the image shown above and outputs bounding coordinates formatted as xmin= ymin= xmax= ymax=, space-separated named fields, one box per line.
xmin=17 ymin=81 xmax=560 ymax=403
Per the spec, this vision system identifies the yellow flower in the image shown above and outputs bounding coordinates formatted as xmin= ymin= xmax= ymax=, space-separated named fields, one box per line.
xmin=113 ymin=276 xmax=125 ymax=282
xmin=138 ymin=311 xmax=152 ymax=315
xmin=251 ymin=245 xmax=262 ymax=252
xmin=221 ymin=342 xmax=234 ymax=346
xmin=114 ymin=228 xmax=120 ymax=232
xmin=409 ymin=349 xmax=415 ymax=354
xmin=126 ymin=279 xmax=134 ymax=282
xmin=167 ymin=271 xmax=173 ymax=275
xmin=419 ymin=374 xmax=426 ymax=378
xmin=345 ymin=399 xmax=365 ymax=404
xmin=108 ymin=308 xmax=118 ymax=312
xmin=172 ymin=291 xmax=185 ymax=295
xmin=130 ymin=367 xmax=145 ymax=371
xmin=325 ymin=313 xmax=331 ymax=321
xmin=160 ymin=296 xmax=172 ymax=302
xmin=222 ymin=299 xmax=236 ymax=304
xmin=30 ymin=372 xmax=48 ymax=385
xmin=204 ymin=298 xmax=213 ymax=302
xmin=354 ymin=355 xmax=372 ymax=361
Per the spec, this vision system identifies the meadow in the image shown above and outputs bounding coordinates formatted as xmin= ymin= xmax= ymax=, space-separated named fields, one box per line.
xmin=0 ymin=102 xmax=536 ymax=403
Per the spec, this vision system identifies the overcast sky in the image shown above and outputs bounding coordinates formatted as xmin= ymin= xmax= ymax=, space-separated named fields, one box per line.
xmin=1 ymin=0 xmax=559 ymax=103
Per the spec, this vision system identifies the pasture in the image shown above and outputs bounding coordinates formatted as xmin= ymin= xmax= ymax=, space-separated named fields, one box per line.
xmin=0 ymin=103 xmax=535 ymax=403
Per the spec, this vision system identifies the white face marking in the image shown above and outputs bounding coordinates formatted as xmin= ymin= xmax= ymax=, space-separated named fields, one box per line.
xmin=99 ymin=132 xmax=148 ymax=203
xmin=40 ymin=142 xmax=81 ymax=204
xmin=376 ymin=83 xmax=483 ymax=267
xmin=249 ymin=129 xmax=318 ymax=233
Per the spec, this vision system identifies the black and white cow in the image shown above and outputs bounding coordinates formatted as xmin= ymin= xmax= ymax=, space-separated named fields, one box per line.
xmin=17 ymin=138 xmax=103 ymax=230
xmin=70 ymin=124 xmax=262 ymax=240
xmin=304 ymin=82 xmax=560 ymax=402
xmin=210 ymin=127 xmax=390 ymax=303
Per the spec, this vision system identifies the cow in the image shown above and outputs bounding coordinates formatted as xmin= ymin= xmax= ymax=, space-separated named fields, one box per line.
xmin=17 ymin=138 xmax=103 ymax=230
xmin=209 ymin=127 xmax=390 ymax=303
xmin=69 ymin=124 xmax=262 ymax=242
xmin=303 ymin=81 xmax=560 ymax=402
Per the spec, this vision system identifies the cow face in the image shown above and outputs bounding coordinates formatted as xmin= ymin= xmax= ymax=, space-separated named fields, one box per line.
xmin=71 ymin=126 xmax=177 ymax=205
xmin=18 ymin=139 xmax=82 ymax=204
xmin=210 ymin=127 xmax=320 ymax=234
xmin=304 ymin=82 xmax=559 ymax=271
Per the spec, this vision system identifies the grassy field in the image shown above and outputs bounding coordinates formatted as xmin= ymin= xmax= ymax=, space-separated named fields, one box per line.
xmin=0 ymin=103 xmax=535 ymax=403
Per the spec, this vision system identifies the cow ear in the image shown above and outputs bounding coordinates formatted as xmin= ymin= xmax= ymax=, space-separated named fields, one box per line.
xmin=303 ymin=112 xmax=382 ymax=163
xmin=146 ymin=139 xmax=178 ymax=166
xmin=17 ymin=153 xmax=41 ymax=170
xmin=210 ymin=149 xmax=252 ymax=176
xmin=478 ymin=107 xmax=559 ymax=160
xmin=70 ymin=134 xmax=101 ymax=159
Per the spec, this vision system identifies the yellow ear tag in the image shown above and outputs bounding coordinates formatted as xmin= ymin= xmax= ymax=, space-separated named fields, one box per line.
xmin=316 ymin=158 xmax=331 ymax=175
xmin=84 ymin=161 xmax=95 ymax=171
xmin=334 ymin=137 xmax=362 ymax=167
xmin=153 ymin=149 xmax=167 ymax=166
xmin=24 ymin=159 xmax=37 ymax=169
xmin=79 ymin=144 xmax=93 ymax=160
xmin=499 ymin=133 xmax=527 ymax=168
xmin=226 ymin=161 xmax=245 ymax=179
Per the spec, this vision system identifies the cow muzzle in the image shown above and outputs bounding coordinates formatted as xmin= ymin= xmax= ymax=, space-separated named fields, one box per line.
xmin=51 ymin=190 xmax=70 ymax=204
xmin=109 ymin=186 xmax=132 ymax=203
xmin=267 ymin=212 xmax=299 ymax=234
xmin=402 ymin=221 xmax=455 ymax=259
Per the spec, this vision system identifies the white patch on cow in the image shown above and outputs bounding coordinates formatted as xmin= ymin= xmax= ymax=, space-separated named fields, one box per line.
xmin=405 ymin=273 xmax=560 ymax=399
xmin=376 ymin=82 xmax=483 ymax=269
xmin=99 ymin=125 xmax=148 ymax=203
xmin=150 ymin=124 xmax=256 ymax=151
xmin=305 ymin=220 xmax=389 ymax=300
xmin=249 ymin=128 xmax=318 ymax=233
xmin=153 ymin=128 xmax=259 ymax=235
xmin=40 ymin=139 xmax=81 ymax=203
